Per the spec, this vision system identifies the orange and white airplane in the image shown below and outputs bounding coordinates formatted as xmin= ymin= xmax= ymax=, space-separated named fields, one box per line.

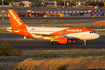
xmin=6 ymin=9 xmax=100 ymax=45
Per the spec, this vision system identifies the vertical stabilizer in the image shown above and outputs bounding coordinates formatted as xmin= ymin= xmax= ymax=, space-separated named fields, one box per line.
xmin=8 ymin=9 xmax=33 ymax=38
xmin=8 ymin=9 xmax=26 ymax=29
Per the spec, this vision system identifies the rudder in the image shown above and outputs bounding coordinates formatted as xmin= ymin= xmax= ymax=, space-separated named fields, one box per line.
xmin=8 ymin=9 xmax=26 ymax=29
xmin=8 ymin=9 xmax=33 ymax=37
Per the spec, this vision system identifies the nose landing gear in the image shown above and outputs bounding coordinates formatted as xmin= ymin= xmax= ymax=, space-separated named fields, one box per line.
xmin=84 ymin=40 xmax=87 ymax=45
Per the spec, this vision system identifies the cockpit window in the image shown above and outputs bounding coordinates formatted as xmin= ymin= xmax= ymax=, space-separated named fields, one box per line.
xmin=90 ymin=31 xmax=96 ymax=33
xmin=93 ymin=31 xmax=96 ymax=33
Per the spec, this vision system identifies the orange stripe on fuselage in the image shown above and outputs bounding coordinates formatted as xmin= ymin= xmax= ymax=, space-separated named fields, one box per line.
xmin=50 ymin=28 xmax=93 ymax=35
xmin=36 ymin=28 xmax=93 ymax=39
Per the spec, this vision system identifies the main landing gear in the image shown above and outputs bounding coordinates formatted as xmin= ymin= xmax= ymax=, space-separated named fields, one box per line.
xmin=84 ymin=40 xmax=87 ymax=45
xmin=49 ymin=42 xmax=53 ymax=45
xmin=49 ymin=41 xmax=59 ymax=45
xmin=55 ymin=41 xmax=59 ymax=45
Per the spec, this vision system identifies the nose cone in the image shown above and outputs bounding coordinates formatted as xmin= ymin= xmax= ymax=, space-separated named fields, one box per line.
xmin=95 ymin=33 xmax=100 ymax=39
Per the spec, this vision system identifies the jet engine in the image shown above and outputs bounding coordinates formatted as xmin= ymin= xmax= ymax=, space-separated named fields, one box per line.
xmin=58 ymin=37 xmax=67 ymax=44
xmin=58 ymin=37 xmax=77 ymax=44
xmin=68 ymin=40 xmax=77 ymax=43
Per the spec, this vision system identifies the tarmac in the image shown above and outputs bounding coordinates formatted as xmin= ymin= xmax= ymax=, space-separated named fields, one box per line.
xmin=0 ymin=33 xmax=104 ymax=50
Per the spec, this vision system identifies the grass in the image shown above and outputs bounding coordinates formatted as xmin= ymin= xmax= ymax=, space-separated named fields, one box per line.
xmin=0 ymin=19 xmax=69 ymax=23
xmin=20 ymin=49 xmax=105 ymax=59
xmin=0 ymin=19 xmax=10 ymax=23
xmin=0 ymin=12 xmax=8 ymax=15
xmin=0 ymin=26 xmax=10 ymax=33
xmin=1 ymin=49 xmax=105 ymax=62
xmin=0 ymin=56 xmax=105 ymax=70
xmin=0 ymin=49 xmax=105 ymax=70
xmin=27 ymin=23 xmax=93 ymax=28
xmin=22 ymin=19 xmax=70 ymax=22
xmin=0 ymin=18 xmax=96 ymax=23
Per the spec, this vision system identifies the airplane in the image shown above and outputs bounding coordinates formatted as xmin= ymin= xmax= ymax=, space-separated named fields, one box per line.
xmin=6 ymin=9 xmax=100 ymax=45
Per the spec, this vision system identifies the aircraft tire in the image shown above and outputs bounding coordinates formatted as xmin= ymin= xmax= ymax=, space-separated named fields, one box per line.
xmin=49 ymin=42 xmax=53 ymax=45
xmin=84 ymin=43 xmax=87 ymax=45
xmin=55 ymin=41 xmax=59 ymax=45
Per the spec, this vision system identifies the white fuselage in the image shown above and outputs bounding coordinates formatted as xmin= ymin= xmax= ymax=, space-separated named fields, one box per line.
xmin=6 ymin=26 xmax=100 ymax=40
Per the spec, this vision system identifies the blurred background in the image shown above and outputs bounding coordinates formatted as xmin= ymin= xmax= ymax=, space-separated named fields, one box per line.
xmin=0 ymin=0 xmax=105 ymax=8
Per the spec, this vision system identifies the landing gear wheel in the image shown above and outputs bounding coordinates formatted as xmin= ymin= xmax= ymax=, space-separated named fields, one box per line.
xmin=49 ymin=42 xmax=53 ymax=45
xmin=55 ymin=41 xmax=59 ymax=45
xmin=84 ymin=43 xmax=87 ymax=45
xmin=84 ymin=40 xmax=87 ymax=45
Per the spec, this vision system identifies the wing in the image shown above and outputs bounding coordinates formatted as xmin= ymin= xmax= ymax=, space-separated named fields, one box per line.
xmin=31 ymin=33 xmax=79 ymax=41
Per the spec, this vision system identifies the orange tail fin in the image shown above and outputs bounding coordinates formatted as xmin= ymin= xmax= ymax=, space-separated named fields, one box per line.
xmin=8 ymin=9 xmax=33 ymax=38
xmin=8 ymin=9 xmax=26 ymax=29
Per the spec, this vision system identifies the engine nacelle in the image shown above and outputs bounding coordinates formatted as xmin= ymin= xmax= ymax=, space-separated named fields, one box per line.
xmin=58 ymin=37 xmax=77 ymax=44
xmin=58 ymin=37 xmax=67 ymax=44
xmin=68 ymin=40 xmax=77 ymax=43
